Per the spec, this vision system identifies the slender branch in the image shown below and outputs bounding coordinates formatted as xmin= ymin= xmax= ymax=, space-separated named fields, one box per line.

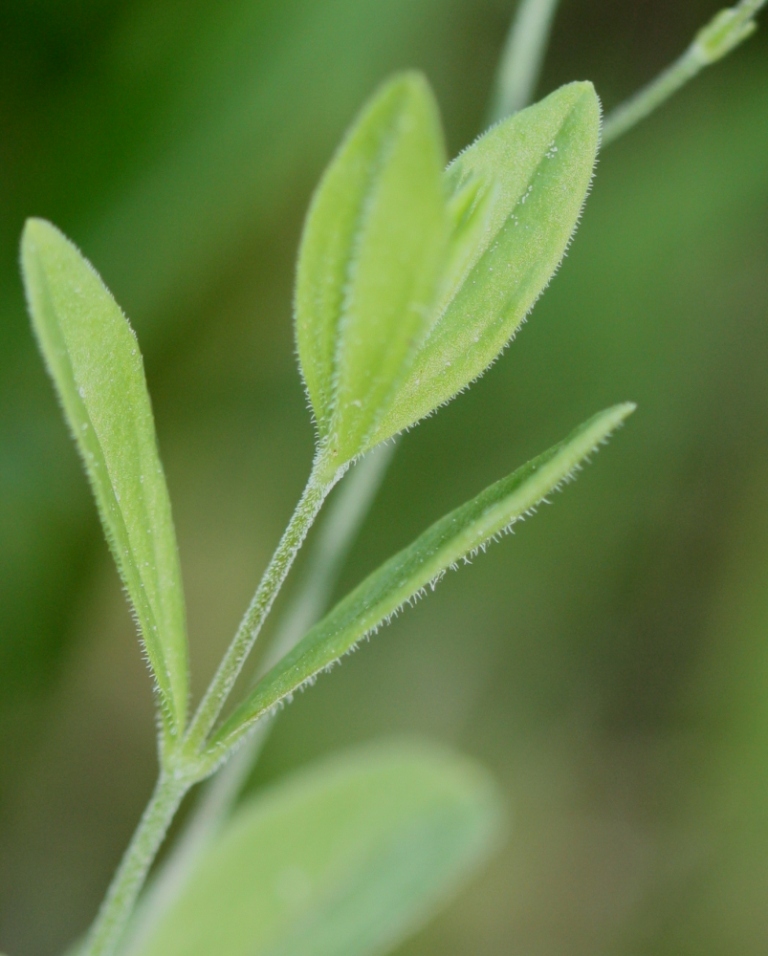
xmin=487 ymin=0 xmax=563 ymax=125
xmin=119 ymin=443 xmax=396 ymax=956
xmin=603 ymin=0 xmax=766 ymax=145
xmin=261 ymin=442 xmax=398 ymax=672
xmin=118 ymin=724 xmax=270 ymax=956
xmin=182 ymin=451 xmax=343 ymax=755
xmin=80 ymin=773 xmax=190 ymax=956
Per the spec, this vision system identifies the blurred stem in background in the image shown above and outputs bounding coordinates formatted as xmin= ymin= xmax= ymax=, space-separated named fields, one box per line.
xmin=487 ymin=0 xmax=562 ymax=125
xmin=603 ymin=0 xmax=767 ymax=144
xmin=113 ymin=0 xmax=767 ymax=950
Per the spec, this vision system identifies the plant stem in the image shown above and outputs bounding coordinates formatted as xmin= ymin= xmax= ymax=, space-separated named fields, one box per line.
xmin=260 ymin=441 xmax=398 ymax=673
xmin=119 ymin=443 xmax=396 ymax=956
xmin=182 ymin=452 xmax=342 ymax=755
xmin=118 ymin=740 xmax=261 ymax=956
xmin=487 ymin=0 xmax=562 ymax=125
xmin=80 ymin=773 xmax=189 ymax=956
xmin=84 ymin=452 xmax=345 ymax=956
xmin=603 ymin=0 xmax=766 ymax=146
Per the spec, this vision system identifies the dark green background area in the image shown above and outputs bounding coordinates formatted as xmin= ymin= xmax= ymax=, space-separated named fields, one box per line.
xmin=1 ymin=1 xmax=767 ymax=953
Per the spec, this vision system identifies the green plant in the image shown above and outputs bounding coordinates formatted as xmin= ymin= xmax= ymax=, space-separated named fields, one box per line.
xmin=15 ymin=2 xmax=765 ymax=955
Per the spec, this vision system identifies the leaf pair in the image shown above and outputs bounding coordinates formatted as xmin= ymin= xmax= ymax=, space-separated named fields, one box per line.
xmin=296 ymin=73 xmax=601 ymax=470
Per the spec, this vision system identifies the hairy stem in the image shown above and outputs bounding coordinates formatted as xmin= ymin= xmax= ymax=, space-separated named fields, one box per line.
xmin=603 ymin=0 xmax=766 ymax=145
xmin=261 ymin=442 xmax=398 ymax=673
xmin=120 ymin=444 xmax=396 ymax=956
xmin=80 ymin=773 xmax=190 ymax=956
xmin=183 ymin=452 xmax=343 ymax=755
xmin=487 ymin=0 xmax=563 ymax=125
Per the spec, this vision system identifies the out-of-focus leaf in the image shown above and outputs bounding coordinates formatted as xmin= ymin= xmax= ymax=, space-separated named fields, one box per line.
xmin=366 ymin=81 xmax=601 ymax=449
xmin=295 ymin=72 xmax=449 ymax=466
xmin=135 ymin=742 xmax=503 ymax=956
xmin=20 ymin=219 xmax=189 ymax=739
xmin=213 ymin=404 xmax=634 ymax=750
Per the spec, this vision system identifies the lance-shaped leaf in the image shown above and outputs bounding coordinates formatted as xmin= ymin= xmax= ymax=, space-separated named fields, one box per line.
xmin=364 ymin=81 xmax=602 ymax=450
xmin=294 ymin=71 xmax=449 ymax=467
xmin=21 ymin=219 xmax=189 ymax=737
xmin=212 ymin=403 xmax=634 ymax=751
xmin=134 ymin=743 xmax=503 ymax=956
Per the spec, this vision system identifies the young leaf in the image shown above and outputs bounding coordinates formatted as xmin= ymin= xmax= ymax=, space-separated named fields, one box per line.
xmin=21 ymin=219 xmax=189 ymax=738
xmin=133 ymin=743 xmax=503 ymax=956
xmin=295 ymin=72 xmax=449 ymax=468
xmin=213 ymin=403 xmax=634 ymax=750
xmin=364 ymin=81 xmax=601 ymax=450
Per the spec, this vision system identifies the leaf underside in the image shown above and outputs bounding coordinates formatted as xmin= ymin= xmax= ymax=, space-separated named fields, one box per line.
xmin=214 ymin=403 xmax=634 ymax=749
xmin=21 ymin=219 xmax=189 ymax=736
xmin=134 ymin=742 xmax=503 ymax=956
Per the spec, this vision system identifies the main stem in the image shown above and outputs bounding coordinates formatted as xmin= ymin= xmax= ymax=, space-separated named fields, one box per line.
xmin=183 ymin=452 xmax=340 ymax=755
xmin=80 ymin=454 xmax=340 ymax=956
xmin=119 ymin=443 xmax=397 ymax=956
xmin=81 ymin=773 xmax=189 ymax=956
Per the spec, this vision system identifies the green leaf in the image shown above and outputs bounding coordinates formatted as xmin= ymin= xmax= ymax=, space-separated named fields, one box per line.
xmin=364 ymin=81 xmax=601 ymax=451
xmin=134 ymin=742 xmax=503 ymax=956
xmin=294 ymin=71 xmax=449 ymax=467
xmin=21 ymin=219 xmax=189 ymax=739
xmin=295 ymin=79 xmax=600 ymax=468
xmin=213 ymin=403 xmax=634 ymax=750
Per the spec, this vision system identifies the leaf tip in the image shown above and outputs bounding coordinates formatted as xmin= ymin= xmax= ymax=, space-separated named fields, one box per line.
xmin=20 ymin=219 xmax=59 ymax=324
xmin=20 ymin=218 xmax=78 ymax=299
xmin=376 ymin=69 xmax=443 ymax=143
xmin=593 ymin=401 xmax=637 ymax=441
xmin=614 ymin=400 xmax=638 ymax=421
xmin=556 ymin=80 xmax=602 ymax=147
xmin=382 ymin=68 xmax=433 ymax=102
xmin=20 ymin=218 xmax=44 ymax=275
xmin=21 ymin=216 xmax=60 ymax=259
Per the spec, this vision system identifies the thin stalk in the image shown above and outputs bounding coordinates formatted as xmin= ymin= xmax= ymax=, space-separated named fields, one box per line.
xmin=603 ymin=0 xmax=766 ymax=145
xmin=183 ymin=451 xmax=343 ymax=755
xmin=120 ymin=443 xmax=396 ymax=956
xmin=80 ymin=773 xmax=190 ymax=956
xmin=119 ymin=723 xmax=271 ymax=956
xmin=261 ymin=441 xmax=398 ymax=673
xmin=487 ymin=0 xmax=563 ymax=125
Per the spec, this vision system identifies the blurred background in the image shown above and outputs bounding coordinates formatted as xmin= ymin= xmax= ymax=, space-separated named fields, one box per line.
xmin=1 ymin=0 xmax=767 ymax=953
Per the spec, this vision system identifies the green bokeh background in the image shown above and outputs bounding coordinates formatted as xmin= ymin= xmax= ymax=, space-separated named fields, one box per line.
xmin=1 ymin=1 xmax=767 ymax=953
